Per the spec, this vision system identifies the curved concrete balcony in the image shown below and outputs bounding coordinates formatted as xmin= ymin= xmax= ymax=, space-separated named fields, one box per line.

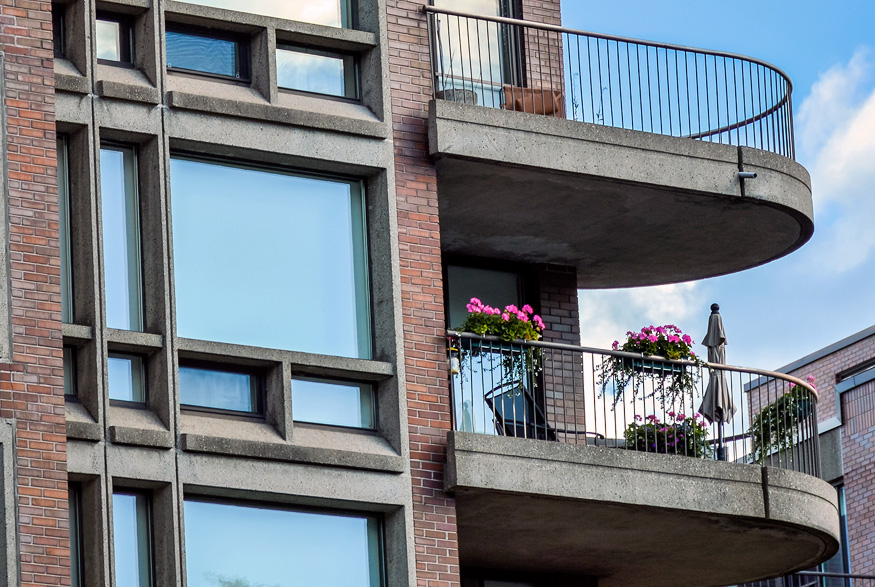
xmin=424 ymin=7 xmax=812 ymax=288
xmin=445 ymin=333 xmax=839 ymax=586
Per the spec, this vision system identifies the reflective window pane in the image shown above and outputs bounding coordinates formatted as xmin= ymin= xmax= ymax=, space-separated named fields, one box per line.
xmin=170 ymin=158 xmax=371 ymax=359
xmin=292 ymin=378 xmax=375 ymax=429
xmin=446 ymin=265 xmax=522 ymax=330
xmin=179 ymin=365 xmax=259 ymax=413
xmin=64 ymin=346 xmax=77 ymax=398
xmin=96 ymin=19 xmax=122 ymax=61
xmin=166 ymin=29 xmax=245 ymax=78
xmin=178 ymin=0 xmax=354 ymax=28
xmin=52 ymin=3 xmax=65 ymax=57
xmin=69 ymin=484 xmax=84 ymax=587
xmin=100 ymin=146 xmax=143 ymax=331
xmin=108 ymin=353 xmax=146 ymax=403
xmin=113 ymin=492 xmax=152 ymax=587
xmin=184 ymin=500 xmax=382 ymax=587
xmin=58 ymin=137 xmax=73 ymax=322
xmin=277 ymin=46 xmax=357 ymax=99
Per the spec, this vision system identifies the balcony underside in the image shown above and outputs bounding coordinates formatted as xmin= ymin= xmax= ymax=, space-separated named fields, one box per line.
xmin=446 ymin=432 xmax=839 ymax=587
xmin=429 ymin=101 xmax=813 ymax=288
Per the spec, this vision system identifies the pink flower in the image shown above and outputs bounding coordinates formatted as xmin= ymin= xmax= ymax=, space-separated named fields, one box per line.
xmin=501 ymin=313 xmax=510 ymax=321
xmin=668 ymin=335 xmax=680 ymax=343
xmin=516 ymin=311 xmax=528 ymax=322
xmin=677 ymin=413 xmax=685 ymax=420
xmin=647 ymin=334 xmax=658 ymax=343
xmin=634 ymin=415 xmax=643 ymax=421
xmin=522 ymin=304 xmax=533 ymax=314
xmin=469 ymin=297 xmax=482 ymax=306
xmin=612 ymin=341 xmax=619 ymax=350
xmin=505 ymin=304 xmax=519 ymax=313
xmin=682 ymin=334 xmax=692 ymax=344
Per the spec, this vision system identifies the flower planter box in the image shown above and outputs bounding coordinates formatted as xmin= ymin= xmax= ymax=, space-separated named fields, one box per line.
xmin=622 ymin=357 xmax=686 ymax=377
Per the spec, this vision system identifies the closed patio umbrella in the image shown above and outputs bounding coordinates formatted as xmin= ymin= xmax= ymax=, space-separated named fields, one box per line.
xmin=698 ymin=303 xmax=736 ymax=460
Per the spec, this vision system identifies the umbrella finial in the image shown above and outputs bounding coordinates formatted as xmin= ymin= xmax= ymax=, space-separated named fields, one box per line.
xmin=711 ymin=303 xmax=720 ymax=314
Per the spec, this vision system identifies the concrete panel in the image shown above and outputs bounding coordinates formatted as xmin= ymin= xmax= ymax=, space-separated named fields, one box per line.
xmin=430 ymin=101 xmax=814 ymax=288
xmin=447 ymin=432 xmax=839 ymax=587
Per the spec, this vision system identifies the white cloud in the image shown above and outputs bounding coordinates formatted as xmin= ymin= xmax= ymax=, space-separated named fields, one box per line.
xmin=578 ymin=283 xmax=706 ymax=350
xmin=796 ymin=48 xmax=875 ymax=272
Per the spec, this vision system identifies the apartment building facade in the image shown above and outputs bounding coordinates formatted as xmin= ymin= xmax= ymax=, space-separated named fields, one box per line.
xmin=0 ymin=0 xmax=843 ymax=586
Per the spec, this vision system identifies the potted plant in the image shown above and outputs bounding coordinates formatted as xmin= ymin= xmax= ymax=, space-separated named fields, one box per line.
xmin=748 ymin=376 xmax=816 ymax=465
xmin=624 ymin=412 xmax=712 ymax=458
xmin=452 ymin=298 xmax=546 ymax=388
xmin=598 ymin=325 xmax=702 ymax=407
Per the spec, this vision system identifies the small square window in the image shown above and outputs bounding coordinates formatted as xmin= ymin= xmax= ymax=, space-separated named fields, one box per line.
xmin=292 ymin=377 xmax=375 ymax=429
xmin=179 ymin=363 xmax=262 ymax=414
xmin=108 ymin=353 xmax=146 ymax=403
xmin=52 ymin=3 xmax=66 ymax=58
xmin=276 ymin=45 xmax=358 ymax=99
xmin=64 ymin=346 xmax=77 ymax=398
xmin=96 ymin=13 xmax=133 ymax=64
xmin=112 ymin=491 xmax=153 ymax=587
xmin=166 ymin=26 xmax=249 ymax=81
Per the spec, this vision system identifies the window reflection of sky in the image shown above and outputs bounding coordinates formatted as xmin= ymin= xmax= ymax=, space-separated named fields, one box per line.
xmin=113 ymin=494 xmax=149 ymax=587
xmin=277 ymin=49 xmax=347 ymax=97
xmin=180 ymin=0 xmax=345 ymax=28
xmin=96 ymin=19 xmax=121 ymax=60
xmin=183 ymin=500 xmax=380 ymax=587
xmin=169 ymin=158 xmax=370 ymax=359
xmin=166 ymin=31 xmax=239 ymax=77
xmin=292 ymin=378 xmax=374 ymax=428
xmin=179 ymin=366 xmax=256 ymax=412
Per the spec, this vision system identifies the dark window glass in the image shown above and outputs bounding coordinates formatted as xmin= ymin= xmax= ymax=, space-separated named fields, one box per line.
xmin=108 ymin=353 xmax=146 ymax=403
xmin=64 ymin=346 xmax=77 ymax=398
xmin=96 ymin=14 xmax=133 ymax=64
xmin=69 ymin=483 xmax=84 ymax=587
xmin=292 ymin=377 xmax=374 ymax=429
xmin=170 ymin=157 xmax=371 ymax=359
xmin=179 ymin=364 xmax=261 ymax=414
xmin=58 ymin=136 xmax=73 ymax=322
xmin=180 ymin=0 xmax=355 ymax=28
xmin=276 ymin=46 xmax=358 ymax=99
xmin=166 ymin=28 xmax=249 ymax=80
xmin=52 ymin=3 xmax=66 ymax=57
xmin=446 ymin=264 xmax=523 ymax=330
xmin=183 ymin=499 xmax=383 ymax=587
xmin=113 ymin=492 xmax=153 ymax=587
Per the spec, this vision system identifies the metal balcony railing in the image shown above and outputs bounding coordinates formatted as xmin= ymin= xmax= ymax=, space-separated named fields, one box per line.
xmin=447 ymin=331 xmax=820 ymax=477
xmin=425 ymin=6 xmax=795 ymax=159
xmin=745 ymin=571 xmax=875 ymax=587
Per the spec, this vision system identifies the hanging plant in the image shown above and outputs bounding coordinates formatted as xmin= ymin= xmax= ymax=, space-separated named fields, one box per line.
xmin=748 ymin=376 xmax=816 ymax=465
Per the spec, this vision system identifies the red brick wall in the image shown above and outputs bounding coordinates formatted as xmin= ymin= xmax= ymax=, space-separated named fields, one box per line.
xmin=1 ymin=1 xmax=68 ymax=586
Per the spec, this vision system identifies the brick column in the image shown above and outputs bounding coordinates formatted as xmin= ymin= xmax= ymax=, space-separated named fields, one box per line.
xmin=1 ymin=1 xmax=68 ymax=585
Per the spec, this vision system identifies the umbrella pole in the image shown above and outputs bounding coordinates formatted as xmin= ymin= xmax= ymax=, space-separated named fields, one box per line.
xmin=717 ymin=423 xmax=726 ymax=461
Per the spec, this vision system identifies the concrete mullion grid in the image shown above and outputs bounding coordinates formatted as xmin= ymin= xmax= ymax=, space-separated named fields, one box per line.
xmin=387 ymin=1 xmax=461 ymax=586
xmin=1 ymin=0 xmax=71 ymax=584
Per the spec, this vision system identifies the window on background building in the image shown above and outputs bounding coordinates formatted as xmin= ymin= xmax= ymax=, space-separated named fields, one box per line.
xmin=108 ymin=353 xmax=146 ymax=403
xmin=64 ymin=346 xmax=77 ymax=398
xmin=58 ymin=136 xmax=73 ymax=323
xmin=166 ymin=26 xmax=249 ymax=80
xmin=96 ymin=13 xmax=133 ymax=64
xmin=69 ymin=483 xmax=85 ymax=587
xmin=445 ymin=264 xmax=524 ymax=330
xmin=179 ymin=364 xmax=261 ymax=414
xmin=183 ymin=499 xmax=382 ymax=587
xmin=100 ymin=145 xmax=143 ymax=331
xmin=170 ymin=157 xmax=371 ymax=359
xmin=292 ymin=377 xmax=375 ymax=429
xmin=52 ymin=3 xmax=65 ymax=58
xmin=112 ymin=491 xmax=153 ymax=587
xmin=177 ymin=0 xmax=355 ymax=28
xmin=276 ymin=45 xmax=358 ymax=99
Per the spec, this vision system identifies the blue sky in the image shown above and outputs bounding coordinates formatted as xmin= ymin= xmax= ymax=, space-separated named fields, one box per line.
xmin=563 ymin=1 xmax=875 ymax=370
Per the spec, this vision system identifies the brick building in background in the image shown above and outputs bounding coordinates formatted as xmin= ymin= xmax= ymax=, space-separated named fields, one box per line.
xmin=0 ymin=0 xmax=849 ymax=585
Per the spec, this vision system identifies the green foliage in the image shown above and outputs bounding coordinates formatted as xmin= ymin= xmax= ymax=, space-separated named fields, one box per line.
xmin=624 ymin=413 xmax=712 ymax=458
xmin=748 ymin=384 xmax=812 ymax=465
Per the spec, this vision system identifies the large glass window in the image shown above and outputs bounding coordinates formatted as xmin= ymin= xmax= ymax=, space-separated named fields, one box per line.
xmin=100 ymin=145 xmax=143 ymax=331
xmin=446 ymin=264 xmax=523 ymax=330
xmin=183 ymin=499 xmax=382 ymax=587
xmin=178 ymin=0 xmax=354 ymax=28
xmin=108 ymin=353 xmax=146 ymax=403
xmin=166 ymin=27 xmax=249 ymax=80
xmin=68 ymin=483 xmax=84 ymax=587
xmin=277 ymin=46 xmax=358 ymax=99
xmin=170 ymin=157 xmax=371 ymax=359
xmin=292 ymin=377 xmax=375 ymax=429
xmin=58 ymin=137 xmax=73 ymax=322
xmin=179 ymin=364 xmax=261 ymax=414
xmin=112 ymin=492 xmax=153 ymax=587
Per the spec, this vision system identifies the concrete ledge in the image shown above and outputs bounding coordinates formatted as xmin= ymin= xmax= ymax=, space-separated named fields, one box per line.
xmin=62 ymin=323 xmax=93 ymax=343
xmin=181 ymin=433 xmax=405 ymax=473
xmin=168 ymin=90 xmax=388 ymax=139
xmin=55 ymin=73 xmax=90 ymax=95
xmin=96 ymin=80 xmax=161 ymax=105
xmin=65 ymin=401 xmax=102 ymax=442
xmin=105 ymin=328 xmax=163 ymax=350
xmin=429 ymin=100 xmax=814 ymax=288
xmin=109 ymin=426 xmax=174 ymax=449
xmin=447 ymin=432 xmax=839 ymax=587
